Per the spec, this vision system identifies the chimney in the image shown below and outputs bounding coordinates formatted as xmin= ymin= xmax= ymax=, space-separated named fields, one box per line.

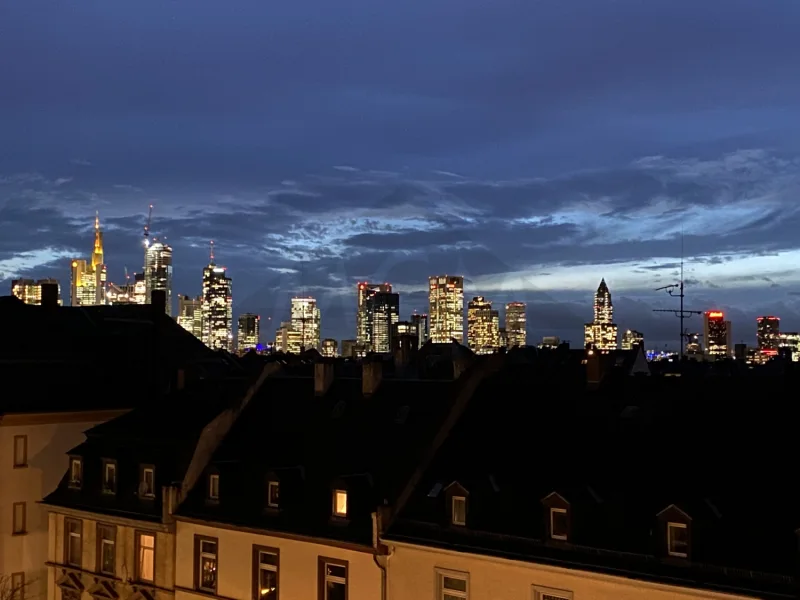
xmin=362 ymin=360 xmax=383 ymax=396
xmin=315 ymin=361 xmax=335 ymax=396
xmin=151 ymin=289 xmax=167 ymax=315
xmin=41 ymin=283 xmax=58 ymax=309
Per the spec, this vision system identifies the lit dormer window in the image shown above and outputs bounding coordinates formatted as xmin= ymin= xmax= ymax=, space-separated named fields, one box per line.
xmin=333 ymin=489 xmax=348 ymax=517
xmin=208 ymin=474 xmax=219 ymax=501
xmin=451 ymin=496 xmax=466 ymax=526
xmin=267 ymin=481 xmax=280 ymax=509
xmin=102 ymin=460 xmax=117 ymax=494
xmin=550 ymin=507 xmax=568 ymax=540
xmin=667 ymin=522 xmax=688 ymax=557
xmin=69 ymin=457 xmax=82 ymax=488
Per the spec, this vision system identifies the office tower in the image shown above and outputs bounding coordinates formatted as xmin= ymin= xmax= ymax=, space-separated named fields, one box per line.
xmin=505 ymin=302 xmax=527 ymax=348
xmin=322 ymin=338 xmax=338 ymax=357
xmin=144 ymin=241 xmax=173 ymax=316
xmin=341 ymin=339 xmax=357 ymax=358
xmin=779 ymin=332 xmax=800 ymax=362
xmin=275 ymin=321 xmax=293 ymax=353
xmin=70 ymin=214 xmax=107 ymax=306
xmin=467 ymin=296 xmax=500 ymax=355
xmin=621 ymin=329 xmax=644 ymax=350
xmin=411 ymin=311 xmax=429 ymax=348
xmin=237 ymin=313 xmax=260 ymax=354
xmin=757 ymin=316 xmax=780 ymax=354
xmin=177 ymin=295 xmax=203 ymax=339
xmin=583 ymin=279 xmax=618 ymax=351
xmin=428 ymin=275 xmax=464 ymax=344
xmin=201 ymin=246 xmax=233 ymax=352
xmin=11 ymin=278 xmax=62 ymax=305
xmin=356 ymin=282 xmax=392 ymax=348
xmin=704 ymin=311 xmax=732 ymax=359
xmin=366 ymin=291 xmax=399 ymax=353
xmin=291 ymin=297 xmax=321 ymax=351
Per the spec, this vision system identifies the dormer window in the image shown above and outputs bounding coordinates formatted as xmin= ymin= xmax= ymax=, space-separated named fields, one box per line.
xmin=667 ymin=522 xmax=688 ymax=557
xmin=68 ymin=457 xmax=82 ymax=488
xmin=333 ymin=489 xmax=348 ymax=517
xmin=267 ymin=481 xmax=280 ymax=509
xmin=102 ymin=460 xmax=117 ymax=494
xmin=451 ymin=496 xmax=467 ymax=526
xmin=140 ymin=465 xmax=155 ymax=499
xmin=208 ymin=474 xmax=219 ymax=501
xmin=550 ymin=508 xmax=568 ymax=540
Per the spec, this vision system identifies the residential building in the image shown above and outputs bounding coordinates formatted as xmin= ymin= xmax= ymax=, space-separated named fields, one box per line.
xmin=428 ymin=276 xmax=464 ymax=344
xmin=504 ymin=301 xmax=526 ymax=347
xmin=11 ymin=278 xmax=62 ymax=305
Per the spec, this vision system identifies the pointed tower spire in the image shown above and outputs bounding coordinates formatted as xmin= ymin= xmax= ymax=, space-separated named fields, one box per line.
xmin=92 ymin=211 xmax=104 ymax=269
xmin=209 ymin=240 xmax=215 ymax=264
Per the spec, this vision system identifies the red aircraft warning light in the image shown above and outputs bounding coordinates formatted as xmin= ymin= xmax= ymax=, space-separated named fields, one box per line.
xmin=707 ymin=311 xmax=724 ymax=318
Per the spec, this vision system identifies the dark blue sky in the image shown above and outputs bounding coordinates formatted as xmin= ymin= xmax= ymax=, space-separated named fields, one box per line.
xmin=2 ymin=0 xmax=800 ymax=347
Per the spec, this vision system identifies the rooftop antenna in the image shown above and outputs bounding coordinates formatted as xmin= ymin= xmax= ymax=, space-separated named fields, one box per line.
xmin=143 ymin=204 xmax=153 ymax=247
xmin=209 ymin=240 xmax=215 ymax=263
xmin=652 ymin=232 xmax=702 ymax=361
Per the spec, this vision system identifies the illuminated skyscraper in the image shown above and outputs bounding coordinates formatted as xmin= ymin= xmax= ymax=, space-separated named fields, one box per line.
xmin=467 ymin=296 xmax=499 ymax=354
xmin=178 ymin=295 xmax=203 ymax=339
xmin=70 ymin=213 xmax=107 ymax=306
xmin=356 ymin=282 xmax=392 ymax=349
xmin=366 ymin=291 xmax=399 ymax=353
xmin=779 ymin=332 xmax=800 ymax=362
xmin=704 ymin=310 xmax=731 ymax=359
xmin=583 ymin=279 xmax=618 ymax=351
xmin=144 ymin=241 xmax=173 ymax=316
xmin=411 ymin=311 xmax=429 ymax=348
xmin=428 ymin=275 xmax=464 ymax=344
xmin=275 ymin=321 xmax=302 ymax=354
xmin=504 ymin=302 xmax=527 ymax=348
xmin=322 ymin=338 xmax=338 ymax=357
xmin=757 ymin=316 xmax=780 ymax=354
xmin=201 ymin=245 xmax=233 ymax=351
xmin=291 ymin=297 xmax=321 ymax=351
xmin=621 ymin=329 xmax=644 ymax=350
xmin=237 ymin=313 xmax=260 ymax=354
xmin=11 ymin=278 xmax=62 ymax=305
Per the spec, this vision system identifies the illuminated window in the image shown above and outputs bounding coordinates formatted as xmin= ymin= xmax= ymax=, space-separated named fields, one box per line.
xmin=550 ymin=508 xmax=568 ymax=540
xmin=65 ymin=519 xmax=82 ymax=567
xmin=333 ymin=489 xmax=347 ymax=517
xmin=253 ymin=547 xmax=278 ymax=600
xmin=437 ymin=569 xmax=468 ymax=600
xmin=451 ymin=496 xmax=466 ymax=526
xmin=319 ymin=558 xmax=347 ymax=600
xmin=267 ymin=481 xmax=280 ymax=509
xmin=667 ymin=522 xmax=688 ymax=557
xmin=208 ymin=474 xmax=219 ymax=501
xmin=69 ymin=457 xmax=82 ymax=488
xmin=195 ymin=536 xmax=218 ymax=592
xmin=102 ymin=460 xmax=117 ymax=494
xmin=97 ymin=524 xmax=116 ymax=575
xmin=140 ymin=466 xmax=155 ymax=498
xmin=13 ymin=436 xmax=27 ymax=468
xmin=136 ymin=533 xmax=155 ymax=582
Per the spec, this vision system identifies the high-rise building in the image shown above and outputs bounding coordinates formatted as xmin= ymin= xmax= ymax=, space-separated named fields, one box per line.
xmin=356 ymin=282 xmax=392 ymax=350
xmin=757 ymin=316 xmax=780 ymax=354
xmin=291 ymin=297 xmax=321 ymax=351
xmin=178 ymin=295 xmax=203 ymax=339
xmin=11 ymin=278 xmax=62 ymax=305
xmin=504 ymin=302 xmax=527 ymax=348
xmin=704 ymin=311 xmax=731 ymax=359
xmin=201 ymin=248 xmax=233 ymax=352
xmin=366 ymin=291 xmax=399 ymax=353
xmin=70 ymin=214 xmax=107 ymax=306
xmin=467 ymin=296 xmax=499 ymax=355
xmin=144 ymin=241 xmax=173 ymax=316
xmin=322 ymin=338 xmax=338 ymax=357
xmin=428 ymin=275 xmax=464 ymax=344
xmin=410 ymin=311 xmax=429 ymax=348
xmin=341 ymin=339 xmax=357 ymax=358
xmin=621 ymin=329 xmax=644 ymax=350
xmin=237 ymin=313 xmax=260 ymax=354
xmin=584 ymin=279 xmax=618 ymax=351
xmin=779 ymin=332 xmax=800 ymax=362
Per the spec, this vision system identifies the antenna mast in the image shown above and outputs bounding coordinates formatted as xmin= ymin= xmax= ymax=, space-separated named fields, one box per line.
xmin=652 ymin=235 xmax=702 ymax=360
xmin=209 ymin=240 xmax=215 ymax=262
xmin=143 ymin=204 xmax=153 ymax=246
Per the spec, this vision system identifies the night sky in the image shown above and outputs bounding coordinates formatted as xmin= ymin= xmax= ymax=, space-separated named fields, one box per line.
xmin=2 ymin=0 xmax=800 ymax=348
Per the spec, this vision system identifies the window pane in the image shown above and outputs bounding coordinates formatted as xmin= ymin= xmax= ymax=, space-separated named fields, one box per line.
xmin=443 ymin=576 xmax=467 ymax=592
xmin=259 ymin=551 xmax=277 ymax=567
xmin=452 ymin=497 xmax=466 ymax=523
xmin=443 ymin=595 xmax=462 ymax=600
xmin=334 ymin=490 xmax=347 ymax=515
xmin=102 ymin=540 xmax=115 ymax=573
xmin=268 ymin=482 xmax=279 ymax=506
xmin=201 ymin=540 xmax=217 ymax=554
xmin=326 ymin=581 xmax=346 ymax=600
xmin=138 ymin=534 xmax=155 ymax=581
xmin=327 ymin=564 xmax=346 ymax=579
xmin=552 ymin=510 xmax=568 ymax=537
xmin=68 ymin=520 xmax=81 ymax=535
xmin=200 ymin=556 xmax=217 ymax=588
xmin=258 ymin=569 xmax=277 ymax=599
xmin=69 ymin=535 xmax=81 ymax=566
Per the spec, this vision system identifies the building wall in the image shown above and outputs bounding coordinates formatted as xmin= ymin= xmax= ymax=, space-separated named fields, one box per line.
xmin=385 ymin=541 xmax=757 ymax=600
xmin=174 ymin=520 xmax=381 ymax=600
xmin=0 ymin=413 xmax=124 ymax=600
xmin=46 ymin=511 xmax=174 ymax=600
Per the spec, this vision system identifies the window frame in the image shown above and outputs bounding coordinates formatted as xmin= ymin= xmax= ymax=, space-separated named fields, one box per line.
xmin=13 ymin=435 xmax=28 ymax=468
xmin=11 ymin=572 xmax=25 ymax=600
xmin=332 ymin=489 xmax=348 ymax=518
xmin=139 ymin=465 xmax=156 ymax=499
xmin=549 ymin=507 xmax=568 ymax=540
xmin=435 ymin=568 xmax=468 ymax=600
xmin=252 ymin=545 xmax=280 ymax=600
xmin=96 ymin=523 xmax=117 ymax=576
xmin=65 ymin=518 xmax=83 ymax=568
xmin=194 ymin=534 xmax=219 ymax=594
xmin=451 ymin=495 xmax=466 ymax=526
xmin=267 ymin=480 xmax=280 ymax=509
xmin=102 ymin=459 xmax=117 ymax=495
xmin=667 ymin=521 xmax=689 ymax=558
xmin=12 ymin=502 xmax=26 ymax=535
xmin=317 ymin=556 xmax=348 ymax=600
xmin=135 ymin=530 xmax=156 ymax=584
xmin=208 ymin=473 xmax=220 ymax=501
xmin=68 ymin=457 xmax=83 ymax=489
xmin=532 ymin=584 xmax=573 ymax=600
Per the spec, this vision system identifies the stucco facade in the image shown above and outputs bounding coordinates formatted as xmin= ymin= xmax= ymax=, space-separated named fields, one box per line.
xmin=384 ymin=541 xmax=757 ymax=600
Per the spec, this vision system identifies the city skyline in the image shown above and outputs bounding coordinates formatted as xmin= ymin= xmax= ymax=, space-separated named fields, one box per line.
xmin=3 ymin=1 xmax=800 ymax=346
